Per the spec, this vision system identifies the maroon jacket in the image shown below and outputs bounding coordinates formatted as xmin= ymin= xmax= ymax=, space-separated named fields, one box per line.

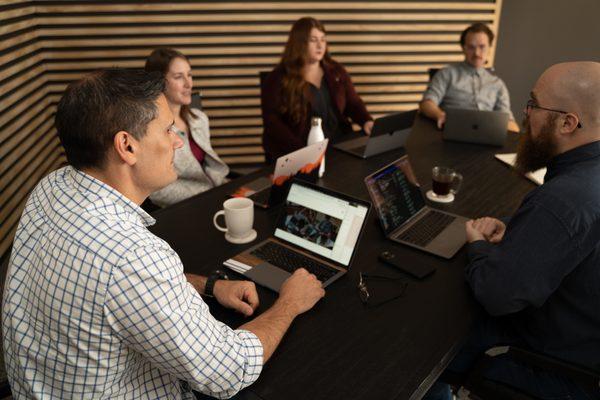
xmin=261 ymin=61 xmax=372 ymax=161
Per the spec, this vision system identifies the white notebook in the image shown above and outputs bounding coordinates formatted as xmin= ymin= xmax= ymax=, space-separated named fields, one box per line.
xmin=495 ymin=153 xmax=546 ymax=186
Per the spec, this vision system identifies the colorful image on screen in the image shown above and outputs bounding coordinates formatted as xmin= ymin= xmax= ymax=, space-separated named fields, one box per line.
xmin=279 ymin=201 xmax=342 ymax=250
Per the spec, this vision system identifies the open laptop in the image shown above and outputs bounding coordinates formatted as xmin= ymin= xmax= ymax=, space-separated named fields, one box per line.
xmin=333 ymin=110 xmax=417 ymax=158
xmin=443 ymin=108 xmax=510 ymax=146
xmin=364 ymin=156 xmax=468 ymax=259
xmin=224 ymin=179 xmax=371 ymax=292
xmin=231 ymin=140 xmax=328 ymax=208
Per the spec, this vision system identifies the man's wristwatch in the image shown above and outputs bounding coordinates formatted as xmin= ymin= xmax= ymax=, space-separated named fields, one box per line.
xmin=204 ymin=270 xmax=229 ymax=297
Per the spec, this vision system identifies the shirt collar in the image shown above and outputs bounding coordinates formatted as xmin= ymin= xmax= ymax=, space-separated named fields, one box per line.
xmin=460 ymin=61 xmax=485 ymax=76
xmin=69 ymin=166 xmax=156 ymax=227
xmin=545 ymin=141 xmax=600 ymax=181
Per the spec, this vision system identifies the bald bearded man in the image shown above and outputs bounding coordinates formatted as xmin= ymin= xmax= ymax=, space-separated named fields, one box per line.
xmin=426 ymin=62 xmax=600 ymax=400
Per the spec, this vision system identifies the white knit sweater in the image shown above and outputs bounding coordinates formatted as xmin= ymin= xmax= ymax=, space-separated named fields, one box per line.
xmin=150 ymin=108 xmax=229 ymax=207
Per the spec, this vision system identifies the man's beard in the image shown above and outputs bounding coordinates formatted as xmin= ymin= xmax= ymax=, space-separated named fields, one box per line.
xmin=515 ymin=114 xmax=559 ymax=174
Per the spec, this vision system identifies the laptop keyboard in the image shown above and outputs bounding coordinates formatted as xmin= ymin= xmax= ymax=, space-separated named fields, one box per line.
xmin=250 ymin=241 xmax=339 ymax=282
xmin=395 ymin=210 xmax=456 ymax=247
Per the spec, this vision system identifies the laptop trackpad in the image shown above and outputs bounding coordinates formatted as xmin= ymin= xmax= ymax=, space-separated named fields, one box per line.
xmin=245 ymin=263 xmax=291 ymax=293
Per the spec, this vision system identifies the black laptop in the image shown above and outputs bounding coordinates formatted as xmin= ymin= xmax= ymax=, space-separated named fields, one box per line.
xmin=364 ymin=156 xmax=468 ymax=259
xmin=333 ymin=110 xmax=417 ymax=158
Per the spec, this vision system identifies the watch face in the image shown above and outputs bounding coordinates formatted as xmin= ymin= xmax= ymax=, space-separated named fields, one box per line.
xmin=213 ymin=270 xmax=229 ymax=280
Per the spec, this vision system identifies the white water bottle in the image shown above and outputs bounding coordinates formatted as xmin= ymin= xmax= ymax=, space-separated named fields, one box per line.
xmin=307 ymin=117 xmax=325 ymax=177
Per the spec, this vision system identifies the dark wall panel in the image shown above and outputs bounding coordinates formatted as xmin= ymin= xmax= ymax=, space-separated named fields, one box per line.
xmin=494 ymin=0 xmax=600 ymax=121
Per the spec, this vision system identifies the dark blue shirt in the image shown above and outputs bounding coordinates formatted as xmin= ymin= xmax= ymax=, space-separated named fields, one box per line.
xmin=466 ymin=141 xmax=600 ymax=371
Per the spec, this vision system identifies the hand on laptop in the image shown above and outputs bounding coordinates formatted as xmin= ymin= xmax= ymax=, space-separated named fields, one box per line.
xmin=466 ymin=217 xmax=506 ymax=243
xmin=363 ymin=120 xmax=374 ymax=135
xmin=213 ymin=280 xmax=260 ymax=317
xmin=277 ymin=268 xmax=325 ymax=316
xmin=507 ymin=119 xmax=520 ymax=133
xmin=436 ymin=112 xmax=446 ymax=130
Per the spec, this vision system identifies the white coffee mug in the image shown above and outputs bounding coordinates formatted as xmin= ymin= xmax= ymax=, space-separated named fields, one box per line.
xmin=213 ymin=197 xmax=256 ymax=244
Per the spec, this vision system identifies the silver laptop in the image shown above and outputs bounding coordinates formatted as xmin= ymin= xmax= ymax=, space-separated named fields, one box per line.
xmin=224 ymin=180 xmax=371 ymax=292
xmin=443 ymin=108 xmax=509 ymax=146
xmin=334 ymin=110 xmax=417 ymax=158
xmin=364 ymin=156 xmax=468 ymax=259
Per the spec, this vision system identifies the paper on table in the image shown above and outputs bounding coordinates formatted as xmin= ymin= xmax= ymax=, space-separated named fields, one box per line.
xmin=494 ymin=153 xmax=546 ymax=186
xmin=223 ymin=258 xmax=252 ymax=274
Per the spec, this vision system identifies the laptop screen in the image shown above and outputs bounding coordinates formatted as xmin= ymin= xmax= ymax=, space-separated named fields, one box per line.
xmin=274 ymin=182 xmax=369 ymax=267
xmin=364 ymin=157 xmax=425 ymax=235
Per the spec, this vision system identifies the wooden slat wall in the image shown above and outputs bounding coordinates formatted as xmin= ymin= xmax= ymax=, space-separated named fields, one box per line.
xmin=0 ymin=0 xmax=502 ymax=260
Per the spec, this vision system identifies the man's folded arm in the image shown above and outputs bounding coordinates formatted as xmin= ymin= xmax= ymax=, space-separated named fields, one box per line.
xmin=465 ymin=202 xmax=582 ymax=317
xmin=104 ymin=245 xmax=262 ymax=399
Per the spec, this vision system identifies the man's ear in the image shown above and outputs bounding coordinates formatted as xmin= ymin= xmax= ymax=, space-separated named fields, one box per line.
xmin=560 ymin=113 xmax=581 ymax=135
xmin=113 ymin=131 xmax=138 ymax=166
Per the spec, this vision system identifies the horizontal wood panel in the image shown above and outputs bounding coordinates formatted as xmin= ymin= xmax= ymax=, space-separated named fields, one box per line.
xmin=0 ymin=120 xmax=55 ymax=184
xmin=32 ymin=23 xmax=477 ymax=36
xmin=34 ymin=14 xmax=495 ymax=24
xmin=0 ymin=0 xmax=502 ymax=260
xmin=221 ymin=155 xmax=265 ymax=164
xmin=0 ymin=151 xmax=65 ymax=243
xmin=36 ymin=3 xmax=496 ymax=12
xmin=0 ymin=130 xmax=60 ymax=213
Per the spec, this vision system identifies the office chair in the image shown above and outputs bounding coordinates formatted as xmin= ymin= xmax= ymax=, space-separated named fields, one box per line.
xmin=141 ymin=198 xmax=161 ymax=213
xmin=191 ymin=92 xmax=203 ymax=110
xmin=459 ymin=346 xmax=600 ymax=400
xmin=428 ymin=68 xmax=440 ymax=81
xmin=258 ymin=70 xmax=269 ymax=89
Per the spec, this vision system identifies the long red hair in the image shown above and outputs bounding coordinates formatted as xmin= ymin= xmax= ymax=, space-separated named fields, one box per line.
xmin=279 ymin=17 xmax=333 ymax=124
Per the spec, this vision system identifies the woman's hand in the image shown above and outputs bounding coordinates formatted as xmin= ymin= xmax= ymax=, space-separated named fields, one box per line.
xmin=363 ymin=120 xmax=374 ymax=135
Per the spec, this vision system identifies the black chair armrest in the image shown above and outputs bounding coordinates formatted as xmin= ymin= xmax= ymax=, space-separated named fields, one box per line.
xmin=226 ymin=170 xmax=242 ymax=179
xmin=486 ymin=346 xmax=600 ymax=393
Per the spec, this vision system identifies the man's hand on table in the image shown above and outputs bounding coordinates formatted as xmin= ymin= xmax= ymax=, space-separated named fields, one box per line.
xmin=213 ymin=280 xmax=259 ymax=317
xmin=466 ymin=217 xmax=506 ymax=243
xmin=186 ymin=273 xmax=259 ymax=316
xmin=363 ymin=120 xmax=374 ymax=135
xmin=211 ymin=268 xmax=325 ymax=318
xmin=277 ymin=268 xmax=325 ymax=317
xmin=436 ymin=112 xmax=446 ymax=130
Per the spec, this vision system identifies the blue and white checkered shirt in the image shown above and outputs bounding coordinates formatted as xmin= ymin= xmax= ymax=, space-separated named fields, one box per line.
xmin=2 ymin=166 xmax=263 ymax=399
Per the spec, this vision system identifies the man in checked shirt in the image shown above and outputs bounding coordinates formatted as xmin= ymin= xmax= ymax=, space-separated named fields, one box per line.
xmin=2 ymin=68 xmax=324 ymax=399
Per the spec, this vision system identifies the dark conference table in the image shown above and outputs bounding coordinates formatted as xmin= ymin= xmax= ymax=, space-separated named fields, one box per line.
xmin=149 ymin=116 xmax=535 ymax=400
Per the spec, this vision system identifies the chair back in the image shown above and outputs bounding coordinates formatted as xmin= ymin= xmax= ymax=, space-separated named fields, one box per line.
xmin=259 ymin=71 xmax=270 ymax=90
xmin=428 ymin=68 xmax=440 ymax=81
xmin=191 ymin=92 xmax=203 ymax=110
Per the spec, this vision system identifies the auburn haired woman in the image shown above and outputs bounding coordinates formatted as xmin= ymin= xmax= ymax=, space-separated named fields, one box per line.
xmin=145 ymin=48 xmax=229 ymax=207
xmin=261 ymin=17 xmax=373 ymax=161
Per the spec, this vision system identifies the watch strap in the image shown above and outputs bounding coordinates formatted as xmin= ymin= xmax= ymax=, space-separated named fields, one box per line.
xmin=204 ymin=270 xmax=228 ymax=297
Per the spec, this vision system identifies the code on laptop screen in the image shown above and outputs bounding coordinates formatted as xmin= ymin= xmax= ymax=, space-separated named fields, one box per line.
xmin=365 ymin=157 xmax=425 ymax=235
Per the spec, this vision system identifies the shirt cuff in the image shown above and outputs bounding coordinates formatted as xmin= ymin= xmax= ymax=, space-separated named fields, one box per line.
xmin=234 ymin=329 xmax=264 ymax=386
xmin=422 ymin=92 xmax=441 ymax=105
xmin=467 ymin=240 xmax=493 ymax=260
